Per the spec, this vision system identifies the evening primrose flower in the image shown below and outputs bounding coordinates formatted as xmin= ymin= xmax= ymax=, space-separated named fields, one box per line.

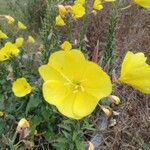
xmin=27 ymin=35 xmax=35 ymax=44
xmin=15 ymin=37 xmax=24 ymax=48
xmin=55 ymin=15 xmax=65 ymax=26
xmin=4 ymin=15 xmax=15 ymax=24
xmin=119 ymin=51 xmax=150 ymax=93
xmin=72 ymin=4 xmax=85 ymax=19
xmin=18 ymin=21 xmax=27 ymax=30
xmin=12 ymin=78 xmax=32 ymax=97
xmin=93 ymin=0 xmax=103 ymax=10
xmin=58 ymin=5 xmax=67 ymax=17
xmin=61 ymin=41 xmax=72 ymax=51
xmin=18 ymin=118 xmax=30 ymax=128
xmin=74 ymin=0 xmax=86 ymax=5
xmin=0 ymin=42 xmax=19 ymax=61
xmin=0 ymin=30 xmax=8 ymax=39
xmin=39 ymin=47 xmax=112 ymax=119
xmin=133 ymin=0 xmax=150 ymax=8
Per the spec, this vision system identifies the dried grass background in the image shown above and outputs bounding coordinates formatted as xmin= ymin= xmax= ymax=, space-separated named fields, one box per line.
xmin=87 ymin=4 xmax=150 ymax=150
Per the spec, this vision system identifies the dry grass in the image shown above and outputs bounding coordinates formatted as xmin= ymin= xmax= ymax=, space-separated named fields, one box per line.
xmin=87 ymin=4 xmax=150 ymax=150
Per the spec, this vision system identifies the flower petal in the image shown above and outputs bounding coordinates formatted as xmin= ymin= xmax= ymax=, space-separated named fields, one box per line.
xmin=73 ymin=92 xmax=98 ymax=118
xmin=82 ymin=61 xmax=112 ymax=99
xmin=39 ymin=64 xmax=65 ymax=82
xmin=43 ymin=80 xmax=70 ymax=106
xmin=119 ymin=51 xmax=150 ymax=93
xmin=48 ymin=50 xmax=86 ymax=81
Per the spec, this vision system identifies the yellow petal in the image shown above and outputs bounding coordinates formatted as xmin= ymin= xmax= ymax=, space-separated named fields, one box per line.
xmin=119 ymin=51 xmax=150 ymax=93
xmin=12 ymin=78 xmax=32 ymax=97
xmin=18 ymin=118 xmax=30 ymax=128
xmin=72 ymin=4 xmax=85 ymax=19
xmin=60 ymin=41 xmax=72 ymax=51
xmin=5 ymin=15 xmax=15 ymax=24
xmin=43 ymin=80 xmax=70 ymax=106
xmin=73 ymin=92 xmax=98 ymax=118
xmin=0 ymin=30 xmax=8 ymax=39
xmin=82 ymin=61 xmax=112 ymax=99
xmin=15 ymin=37 xmax=24 ymax=48
xmin=18 ymin=21 xmax=27 ymax=30
xmin=27 ymin=35 xmax=35 ymax=44
xmin=55 ymin=15 xmax=65 ymax=26
xmin=134 ymin=0 xmax=150 ymax=8
xmin=58 ymin=5 xmax=67 ymax=17
xmin=74 ymin=0 xmax=86 ymax=5
xmin=93 ymin=0 xmax=103 ymax=10
xmin=39 ymin=64 xmax=65 ymax=82
xmin=48 ymin=50 xmax=86 ymax=81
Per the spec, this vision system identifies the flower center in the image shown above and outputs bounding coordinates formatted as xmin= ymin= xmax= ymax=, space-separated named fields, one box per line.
xmin=72 ymin=81 xmax=84 ymax=93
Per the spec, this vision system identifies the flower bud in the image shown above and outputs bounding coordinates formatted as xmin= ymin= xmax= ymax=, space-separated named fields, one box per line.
xmin=18 ymin=118 xmax=30 ymax=129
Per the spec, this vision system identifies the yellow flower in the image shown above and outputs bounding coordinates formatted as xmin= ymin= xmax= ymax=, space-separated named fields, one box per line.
xmin=72 ymin=4 xmax=85 ymax=19
xmin=133 ymin=0 xmax=150 ymax=8
xmin=61 ymin=41 xmax=72 ymax=51
xmin=18 ymin=118 xmax=30 ymax=128
xmin=0 ymin=111 xmax=4 ymax=117
xmin=18 ymin=21 xmax=27 ymax=30
xmin=105 ymin=0 xmax=116 ymax=2
xmin=4 ymin=15 xmax=15 ymax=24
xmin=39 ymin=49 xmax=112 ymax=119
xmin=12 ymin=78 xmax=32 ymax=97
xmin=58 ymin=5 xmax=67 ymax=17
xmin=0 ymin=30 xmax=8 ymax=39
xmin=15 ymin=37 xmax=24 ymax=48
xmin=119 ymin=51 xmax=150 ymax=93
xmin=27 ymin=35 xmax=35 ymax=44
xmin=74 ymin=0 xmax=86 ymax=5
xmin=55 ymin=15 xmax=65 ymax=26
xmin=93 ymin=0 xmax=103 ymax=10
xmin=0 ymin=42 xmax=19 ymax=61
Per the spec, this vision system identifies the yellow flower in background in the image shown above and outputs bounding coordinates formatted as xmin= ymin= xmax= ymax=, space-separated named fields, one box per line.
xmin=39 ymin=48 xmax=112 ymax=119
xmin=15 ymin=37 xmax=24 ymax=48
xmin=18 ymin=118 xmax=30 ymax=128
xmin=61 ymin=41 xmax=72 ymax=51
xmin=58 ymin=5 xmax=67 ymax=17
xmin=27 ymin=35 xmax=35 ymax=44
xmin=0 ymin=111 xmax=4 ymax=117
xmin=55 ymin=15 xmax=65 ymax=26
xmin=0 ymin=30 xmax=8 ymax=39
xmin=133 ymin=0 xmax=150 ymax=8
xmin=74 ymin=0 xmax=86 ymax=5
xmin=72 ymin=4 xmax=85 ymax=19
xmin=93 ymin=0 xmax=103 ymax=10
xmin=105 ymin=0 xmax=116 ymax=2
xmin=12 ymin=78 xmax=32 ymax=97
xmin=119 ymin=51 xmax=150 ymax=94
xmin=0 ymin=42 xmax=19 ymax=61
xmin=4 ymin=15 xmax=15 ymax=24
xmin=18 ymin=21 xmax=27 ymax=30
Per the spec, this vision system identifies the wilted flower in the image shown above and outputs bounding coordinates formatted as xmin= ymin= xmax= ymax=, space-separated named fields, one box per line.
xmin=91 ymin=10 xmax=98 ymax=16
xmin=58 ymin=4 xmax=67 ymax=17
xmin=39 ymin=44 xmax=112 ymax=119
xmin=119 ymin=51 xmax=150 ymax=93
xmin=18 ymin=118 xmax=30 ymax=128
xmin=15 ymin=37 xmax=24 ymax=48
xmin=27 ymin=35 xmax=35 ymax=44
xmin=55 ymin=15 xmax=65 ymax=26
xmin=0 ymin=30 xmax=8 ymax=39
xmin=133 ymin=0 xmax=150 ymax=8
xmin=18 ymin=21 xmax=27 ymax=30
xmin=12 ymin=78 xmax=32 ymax=97
xmin=61 ymin=41 xmax=72 ymax=51
xmin=109 ymin=95 xmax=120 ymax=105
xmin=93 ymin=0 xmax=103 ymax=10
xmin=4 ymin=15 xmax=15 ymax=24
